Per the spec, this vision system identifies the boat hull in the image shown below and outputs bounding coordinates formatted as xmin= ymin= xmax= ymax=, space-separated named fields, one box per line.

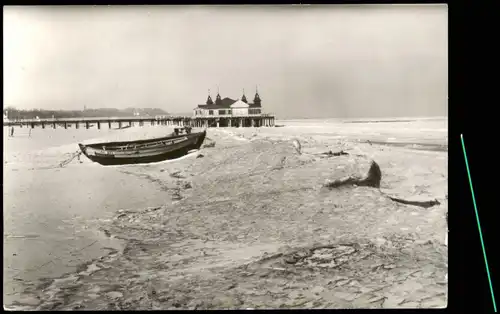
xmin=79 ymin=131 xmax=206 ymax=166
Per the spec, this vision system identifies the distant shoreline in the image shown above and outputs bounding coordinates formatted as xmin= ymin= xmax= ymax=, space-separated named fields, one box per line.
xmin=344 ymin=119 xmax=416 ymax=124
xmin=276 ymin=116 xmax=447 ymax=123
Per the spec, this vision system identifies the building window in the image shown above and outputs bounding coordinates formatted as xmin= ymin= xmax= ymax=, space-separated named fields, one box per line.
xmin=219 ymin=110 xmax=225 ymax=115
xmin=209 ymin=110 xmax=213 ymax=115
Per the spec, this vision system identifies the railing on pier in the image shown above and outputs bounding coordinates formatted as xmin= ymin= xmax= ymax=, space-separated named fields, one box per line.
xmin=192 ymin=113 xmax=274 ymax=118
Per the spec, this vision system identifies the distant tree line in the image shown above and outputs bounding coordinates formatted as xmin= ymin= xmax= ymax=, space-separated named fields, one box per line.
xmin=3 ymin=107 xmax=170 ymax=120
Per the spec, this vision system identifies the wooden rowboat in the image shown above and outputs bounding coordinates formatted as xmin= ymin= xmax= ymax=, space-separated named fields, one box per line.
xmin=78 ymin=129 xmax=206 ymax=166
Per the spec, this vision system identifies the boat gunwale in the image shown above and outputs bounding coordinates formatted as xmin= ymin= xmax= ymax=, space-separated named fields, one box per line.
xmin=91 ymin=138 xmax=198 ymax=157
xmin=80 ymin=130 xmax=205 ymax=149
xmin=93 ymin=136 xmax=191 ymax=152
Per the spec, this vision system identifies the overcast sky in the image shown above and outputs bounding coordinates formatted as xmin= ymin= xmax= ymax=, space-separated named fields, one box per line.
xmin=4 ymin=5 xmax=447 ymax=119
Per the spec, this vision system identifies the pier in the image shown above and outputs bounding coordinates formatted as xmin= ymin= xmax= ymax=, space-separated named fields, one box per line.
xmin=3 ymin=114 xmax=276 ymax=130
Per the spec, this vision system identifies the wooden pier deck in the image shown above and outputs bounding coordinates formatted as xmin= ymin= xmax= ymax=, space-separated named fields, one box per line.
xmin=3 ymin=114 xmax=276 ymax=129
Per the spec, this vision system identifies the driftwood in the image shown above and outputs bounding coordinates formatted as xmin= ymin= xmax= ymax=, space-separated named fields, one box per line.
xmin=292 ymin=139 xmax=349 ymax=158
xmin=320 ymin=150 xmax=349 ymax=158
xmin=323 ymin=160 xmax=382 ymax=189
xmin=323 ymin=160 xmax=441 ymax=209
xmin=385 ymin=196 xmax=441 ymax=208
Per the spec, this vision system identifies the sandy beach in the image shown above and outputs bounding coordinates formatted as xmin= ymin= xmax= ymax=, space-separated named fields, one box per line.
xmin=3 ymin=118 xmax=447 ymax=310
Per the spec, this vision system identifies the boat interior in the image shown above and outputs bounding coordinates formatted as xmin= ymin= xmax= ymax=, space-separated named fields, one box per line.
xmin=84 ymin=127 xmax=202 ymax=151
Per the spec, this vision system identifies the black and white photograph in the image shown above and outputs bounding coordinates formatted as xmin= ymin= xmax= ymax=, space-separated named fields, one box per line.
xmin=3 ymin=5 xmax=448 ymax=310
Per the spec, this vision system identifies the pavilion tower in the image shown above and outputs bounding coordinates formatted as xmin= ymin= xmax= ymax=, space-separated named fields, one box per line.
xmin=206 ymin=89 xmax=214 ymax=105
xmin=253 ymin=86 xmax=262 ymax=107
xmin=215 ymin=86 xmax=223 ymax=106
xmin=241 ymin=89 xmax=248 ymax=103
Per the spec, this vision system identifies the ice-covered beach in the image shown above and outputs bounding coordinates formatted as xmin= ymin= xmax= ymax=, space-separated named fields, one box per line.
xmin=3 ymin=118 xmax=447 ymax=310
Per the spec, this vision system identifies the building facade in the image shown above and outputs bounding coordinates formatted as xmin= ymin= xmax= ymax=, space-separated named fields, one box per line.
xmin=193 ymin=89 xmax=263 ymax=118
